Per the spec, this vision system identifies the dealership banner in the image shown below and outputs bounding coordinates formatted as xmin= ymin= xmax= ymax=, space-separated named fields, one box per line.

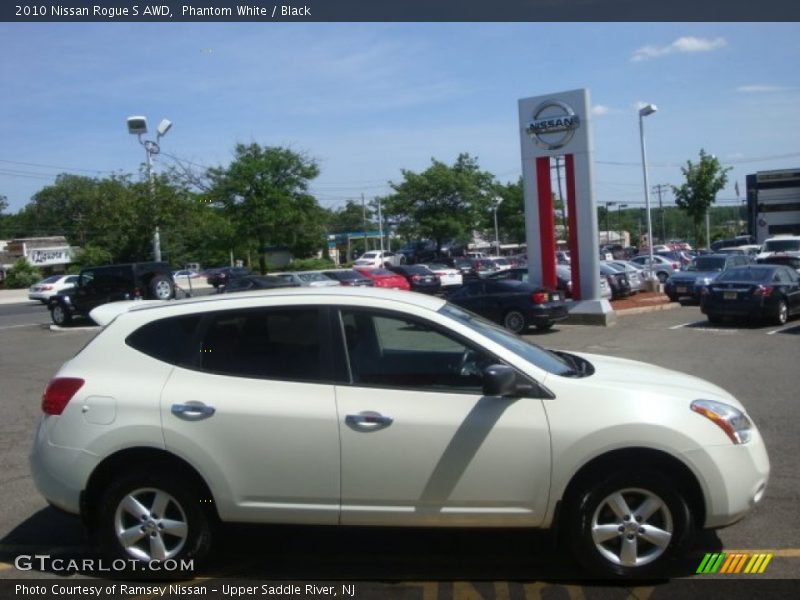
xmin=2 ymin=0 xmax=798 ymax=22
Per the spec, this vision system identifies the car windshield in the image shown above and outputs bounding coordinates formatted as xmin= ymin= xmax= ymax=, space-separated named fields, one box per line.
xmin=716 ymin=267 xmax=772 ymax=282
xmin=764 ymin=239 xmax=800 ymax=252
xmin=687 ymin=257 xmax=726 ymax=271
xmin=439 ymin=303 xmax=577 ymax=377
xmin=40 ymin=275 xmax=61 ymax=283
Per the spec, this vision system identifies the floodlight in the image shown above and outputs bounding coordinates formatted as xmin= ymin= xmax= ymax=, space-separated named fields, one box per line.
xmin=126 ymin=116 xmax=148 ymax=135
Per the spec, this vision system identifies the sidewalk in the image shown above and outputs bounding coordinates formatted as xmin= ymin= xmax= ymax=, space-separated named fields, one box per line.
xmin=611 ymin=291 xmax=679 ymax=315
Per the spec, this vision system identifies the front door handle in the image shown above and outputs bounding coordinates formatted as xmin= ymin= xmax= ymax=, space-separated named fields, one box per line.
xmin=345 ymin=411 xmax=394 ymax=431
xmin=171 ymin=401 xmax=216 ymax=421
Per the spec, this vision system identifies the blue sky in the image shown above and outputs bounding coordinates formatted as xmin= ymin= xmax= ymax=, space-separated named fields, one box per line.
xmin=1 ymin=22 xmax=799 ymax=214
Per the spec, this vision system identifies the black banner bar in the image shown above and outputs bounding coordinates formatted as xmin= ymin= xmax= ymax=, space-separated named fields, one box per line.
xmin=2 ymin=0 xmax=800 ymax=22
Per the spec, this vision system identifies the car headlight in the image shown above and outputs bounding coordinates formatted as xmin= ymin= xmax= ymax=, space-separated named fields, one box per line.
xmin=691 ymin=399 xmax=752 ymax=444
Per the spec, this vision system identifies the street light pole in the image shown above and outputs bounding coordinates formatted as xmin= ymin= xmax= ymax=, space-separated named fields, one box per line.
xmin=639 ymin=104 xmax=658 ymax=282
xmin=604 ymin=202 xmax=616 ymax=245
xmin=617 ymin=204 xmax=628 ymax=244
xmin=128 ymin=116 xmax=172 ymax=262
xmin=493 ymin=196 xmax=503 ymax=256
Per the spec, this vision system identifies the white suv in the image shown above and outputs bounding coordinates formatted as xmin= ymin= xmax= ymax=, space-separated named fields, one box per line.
xmin=31 ymin=288 xmax=769 ymax=577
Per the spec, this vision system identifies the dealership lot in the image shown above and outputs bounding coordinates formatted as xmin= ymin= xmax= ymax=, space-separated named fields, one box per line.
xmin=0 ymin=302 xmax=798 ymax=590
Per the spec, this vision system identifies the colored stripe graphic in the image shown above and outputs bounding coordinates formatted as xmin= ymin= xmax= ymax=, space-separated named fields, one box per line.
xmin=697 ymin=553 xmax=773 ymax=574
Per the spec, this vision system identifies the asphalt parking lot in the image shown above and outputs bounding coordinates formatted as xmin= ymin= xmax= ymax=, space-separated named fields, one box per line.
xmin=0 ymin=302 xmax=797 ymax=598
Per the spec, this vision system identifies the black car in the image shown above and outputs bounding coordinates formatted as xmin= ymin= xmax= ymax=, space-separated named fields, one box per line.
xmin=700 ymin=264 xmax=800 ymax=325
xmin=448 ymin=278 xmax=568 ymax=333
xmin=665 ymin=254 xmax=752 ymax=303
xmin=220 ymin=275 xmax=299 ymax=293
xmin=207 ymin=266 xmax=252 ymax=288
xmin=758 ymin=254 xmax=800 ymax=273
xmin=485 ymin=266 xmax=573 ymax=299
xmin=599 ymin=264 xmax=631 ymax=299
xmin=322 ymin=269 xmax=375 ymax=287
xmin=386 ymin=265 xmax=441 ymax=294
xmin=48 ymin=262 xmax=175 ymax=326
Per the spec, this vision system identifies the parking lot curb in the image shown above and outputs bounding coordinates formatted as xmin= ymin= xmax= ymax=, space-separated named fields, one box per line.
xmin=49 ymin=324 xmax=99 ymax=332
xmin=614 ymin=302 xmax=681 ymax=316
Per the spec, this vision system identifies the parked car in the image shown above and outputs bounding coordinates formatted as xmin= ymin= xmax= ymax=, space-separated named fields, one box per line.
xmin=48 ymin=262 xmax=175 ymax=326
xmin=605 ymin=261 xmax=644 ymax=293
xmin=756 ymin=235 xmax=800 ymax=260
xmin=656 ymin=250 xmax=692 ymax=269
xmin=600 ymin=263 xmax=631 ymax=299
xmin=397 ymin=240 xmax=438 ymax=264
xmin=448 ymin=278 xmax=567 ymax=333
xmin=272 ymin=271 xmax=340 ymax=288
xmin=31 ymin=287 xmax=769 ymax=578
xmin=172 ymin=269 xmax=200 ymax=279
xmin=488 ymin=256 xmax=513 ymax=271
xmin=353 ymin=267 xmax=410 ymax=290
xmin=206 ymin=266 xmax=252 ymax=289
xmin=711 ymin=235 xmax=756 ymax=252
xmin=630 ymin=255 xmax=677 ymax=283
xmin=665 ymin=254 xmax=752 ymax=303
xmin=321 ymin=269 xmax=375 ymax=287
xmin=386 ymin=264 xmax=442 ymax=294
xmin=700 ymin=264 xmax=800 ymax=325
xmin=451 ymin=257 xmax=478 ymax=279
xmin=219 ymin=275 xmax=299 ymax=293
xmin=28 ymin=274 xmax=79 ymax=303
xmin=757 ymin=254 xmax=800 ymax=273
xmin=352 ymin=250 xmax=405 ymax=268
xmin=418 ymin=263 xmax=463 ymax=288
xmin=716 ymin=245 xmax=761 ymax=259
xmin=470 ymin=258 xmax=501 ymax=278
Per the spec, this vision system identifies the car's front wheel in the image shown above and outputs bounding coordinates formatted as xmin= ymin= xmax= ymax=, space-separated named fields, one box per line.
xmin=565 ymin=472 xmax=693 ymax=578
xmin=95 ymin=470 xmax=213 ymax=570
xmin=150 ymin=276 xmax=175 ymax=300
xmin=50 ymin=303 xmax=71 ymax=326
xmin=773 ymin=300 xmax=788 ymax=325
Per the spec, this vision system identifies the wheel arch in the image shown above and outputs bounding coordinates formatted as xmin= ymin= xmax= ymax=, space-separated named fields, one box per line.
xmin=81 ymin=447 xmax=218 ymax=529
xmin=557 ymin=447 xmax=706 ymax=533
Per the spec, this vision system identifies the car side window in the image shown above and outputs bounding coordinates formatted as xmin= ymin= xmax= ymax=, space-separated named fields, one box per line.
xmin=126 ymin=315 xmax=203 ymax=365
xmin=198 ymin=308 xmax=325 ymax=382
xmin=340 ymin=309 xmax=495 ymax=394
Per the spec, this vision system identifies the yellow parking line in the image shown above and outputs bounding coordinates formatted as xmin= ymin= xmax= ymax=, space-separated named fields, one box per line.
xmin=723 ymin=548 xmax=800 ymax=557
xmin=0 ymin=562 xmax=14 ymax=571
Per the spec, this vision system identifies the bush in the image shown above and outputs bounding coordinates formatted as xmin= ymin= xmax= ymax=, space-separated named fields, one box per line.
xmin=4 ymin=258 xmax=41 ymax=289
xmin=289 ymin=258 xmax=337 ymax=271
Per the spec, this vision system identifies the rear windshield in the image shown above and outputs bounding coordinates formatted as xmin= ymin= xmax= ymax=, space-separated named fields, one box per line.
xmin=688 ymin=257 xmax=726 ymax=271
xmin=716 ymin=267 xmax=772 ymax=282
xmin=764 ymin=239 xmax=800 ymax=252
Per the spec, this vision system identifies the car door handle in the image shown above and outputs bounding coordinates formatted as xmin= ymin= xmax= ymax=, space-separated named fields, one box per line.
xmin=171 ymin=401 xmax=216 ymax=421
xmin=345 ymin=411 xmax=394 ymax=431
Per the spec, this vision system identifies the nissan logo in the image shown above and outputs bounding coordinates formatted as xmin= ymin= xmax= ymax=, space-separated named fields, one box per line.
xmin=525 ymin=100 xmax=580 ymax=151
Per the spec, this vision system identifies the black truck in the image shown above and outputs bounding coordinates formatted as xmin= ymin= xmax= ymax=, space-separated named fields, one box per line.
xmin=48 ymin=262 xmax=175 ymax=326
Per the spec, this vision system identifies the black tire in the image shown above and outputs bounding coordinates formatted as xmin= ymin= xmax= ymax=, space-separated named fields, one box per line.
xmin=773 ymin=300 xmax=788 ymax=325
xmin=667 ymin=295 xmax=678 ymax=303
xmin=707 ymin=313 xmax=723 ymax=325
xmin=503 ymin=310 xmax=527 ymax=334
xmin=657 ymin=272 xmax=668 ymax=284
xmin=95 ymin=470 xmax=213 ymax=572
xmin=150 ymin=276 xmax=175 ymax=300
xmin=564 ymin=472 xmax=693 ymax=578
xmin=50 ymin=303 xmax=72 ymax=326
xmin=536 ymin=321 xmax=554 ymax=331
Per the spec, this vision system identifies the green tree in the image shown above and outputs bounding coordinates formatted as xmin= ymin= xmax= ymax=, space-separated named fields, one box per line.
xmin=4 ymin=258 xmax=41 ymax=289
xmin=494 ymin=179 xmax=526 ymax=244
xmin=382 ymin=153 xmax=496 ymax=252
xmin=206 ymin=144 xmax=324 ymax=273
xmin=672 ymin=150 xmax=731 ymax=248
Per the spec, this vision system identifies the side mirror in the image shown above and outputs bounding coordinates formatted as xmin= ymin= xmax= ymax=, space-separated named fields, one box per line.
xmin=482 ymin=364 xmax=517 ymax=397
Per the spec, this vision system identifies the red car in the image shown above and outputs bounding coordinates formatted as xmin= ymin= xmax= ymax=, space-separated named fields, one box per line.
xmin=353 ymin=267 xmax=410 ymax=290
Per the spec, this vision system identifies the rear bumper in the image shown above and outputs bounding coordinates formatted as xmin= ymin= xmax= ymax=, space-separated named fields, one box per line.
xmin=528 ymin=303 xmax=569 ymax=325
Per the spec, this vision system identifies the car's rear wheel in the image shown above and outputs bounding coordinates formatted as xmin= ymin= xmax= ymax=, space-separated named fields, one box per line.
xmin=96 ymin=470 xmax=213 ymax=570
xmin=707 ymin=313 xmax=723 ymax=324
xmin=150 ymin=276 xmax=175 ymax=300
xmin=657 ymin=272 xmax=668 ymax=283
xmin=536 ymin=321 xmax=554 ymax=331
xmin=565 ymin=472 xmax=693 ymax=578
xmin=773 ymin=300 xmax=788 ymax=325
xmin=503 ymin=310 xmax=527 ymax=334
xmin=50 ymin=303 xmax=71 ymax=326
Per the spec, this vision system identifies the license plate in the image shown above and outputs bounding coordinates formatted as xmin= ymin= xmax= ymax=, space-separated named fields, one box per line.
xmin=723 ymin=291 xmax=737 ymax=300
xmin=677 ymin=286 xmax=687 ymax=293
xmin=551 ymin=293 xmax=560 ymax=301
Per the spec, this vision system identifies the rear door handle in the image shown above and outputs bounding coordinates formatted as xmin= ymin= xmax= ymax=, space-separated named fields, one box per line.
xmin=345 ymin=411 xmax=394 ymax=431
xmin=171 ymin=401 xmax=216 ymax=421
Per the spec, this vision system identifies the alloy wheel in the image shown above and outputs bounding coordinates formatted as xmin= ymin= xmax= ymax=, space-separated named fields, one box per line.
xmin=114 ymin=487 xmax=189 ymax=562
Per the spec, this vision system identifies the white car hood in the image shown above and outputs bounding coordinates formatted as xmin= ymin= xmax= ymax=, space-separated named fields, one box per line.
xmin=567 ymin=352 xmax=739 ymax=407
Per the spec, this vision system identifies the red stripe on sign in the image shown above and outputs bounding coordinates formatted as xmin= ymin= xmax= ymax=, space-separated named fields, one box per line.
xmin=536 ymin=157 xmax=556 ymax=289
xmin=565 ymin=154 xmax=581 ymax=299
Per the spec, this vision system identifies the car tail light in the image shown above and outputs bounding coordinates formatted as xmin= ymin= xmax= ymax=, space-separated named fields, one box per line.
xmin=42 ymin=377 xmax=84 ymax=415
xmin=672 ymin=262 xmax=680 ymax=269
xmin=132 ymin=287 xmax=142 ymax=299
xmin=411 ymin=275 xmax=422 ymax=282
xmin=753 ymin=285 xmax=773 ymax=297
xmin=532 ymin=291 xmax=548 ymax=304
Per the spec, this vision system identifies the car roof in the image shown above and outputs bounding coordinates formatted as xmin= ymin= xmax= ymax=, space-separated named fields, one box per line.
xmin=90 ymin=286 xmax=448 ymax=326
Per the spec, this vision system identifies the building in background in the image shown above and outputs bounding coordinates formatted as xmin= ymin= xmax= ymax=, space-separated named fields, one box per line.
xmin=747 ymin=169 xmax=800 ymax=243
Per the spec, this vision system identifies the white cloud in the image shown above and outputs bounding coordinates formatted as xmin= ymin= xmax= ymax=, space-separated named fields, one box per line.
xmin=632 ymin=36 xmax=727 ymax=62
xmin=737 ymin=84 xmax=787 ymax=93
xmin=591 ymin=105 xmax=612 ymax=116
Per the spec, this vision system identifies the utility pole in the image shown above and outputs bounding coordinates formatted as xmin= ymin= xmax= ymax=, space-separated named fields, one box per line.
xmin=361 ymin=193 xmax=368 ymax=254
xmin=651 ymin=184 xmax=670 ymax=244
